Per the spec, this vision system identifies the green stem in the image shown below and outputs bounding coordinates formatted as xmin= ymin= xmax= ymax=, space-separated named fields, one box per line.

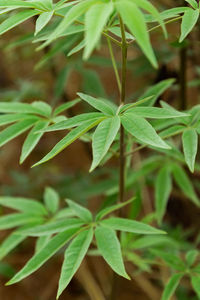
xmin=107 ymin=37 xmax=122 ymax=94
xmin=119 ymin=15 xmax=127 ymax=206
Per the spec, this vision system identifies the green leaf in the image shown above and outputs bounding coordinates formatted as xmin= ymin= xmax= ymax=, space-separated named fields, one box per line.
xmin=6 ymin=228 xmax=80 ymax=286
xmin=115 ymin=0 xmax=157 ymax=68
xmin=161 ymin=273 xmax=183 ymax=300
xmin=33 ymin=118 xmax=102 ymax=167
xmin=138 ymin=79 xmax=175 ymax=107
xmin=125 ymin=107 xmax=189 ymax=119
xmin=84 ymin=1 xmax=113 ymax=59
xmin=132 ymin=0 xmax=167 ymax=37
xmin=38 ymin=0 xmax=96 ymax=50
xmin=0 ymin=214 xmax=43 ymax=230
xmin=152 ymin=250 xmax=185 ymax=271
xmin=18 ymin=218 xmax=84 ymax=236
xmin=44 ymin=187 xmax=59 ymax=214
xmin=0 ymin=197 xmax=47 ymax=216
xmin=179 ymin=8 xmax=199 ymax=42
xmin=57 ymin=228 xmax=93 ymax=298
xmin=66 ymin=199 xmax=92 ymax=222
xmin=0 ymin=231 xmax=27 ymax=260
xmin=185 ymin=0 xmax=198 ymax=9
xmin=0 ymin=0 xmax=51 ymax=10
xmin=191 ymin=275 xmax=200 ymax=299
xmin=186 ymin=250 xmax=198 ymax=267
xmin=35 ymin=11 xmax=54 ymax=36
xmin=90 ymin=116 xmax=120 ymax=172
xmin=31 ymin=101 xmax=52 ymax=118
xmin=172 ymin=163 xmax=200 ymax=206
xmin=95 ymin=226 xmax=129 ymax=279
xmin=100 ymin=217 xmax=165 ymax=235
xmin=0 ymin=10 xmax=38 ymax=35
xmin=77 ymin=92 xmax=117 ymax=115
xmin=0 ymin=118 xmax=38 ymax=148
xmin=54 ymin=99 xmax=80 ymax=116
xmin=0 ymin=102 xmax=47 ymax=116
xmin=44 ymin=113 xmax=105 ymax=132
xmin=95 ymin=198 xmax=134 ymax=221
xmin=182 ymin=129 xmax=198 ymax=172
xmin=35 ymin=235 xmax=51 ymax=253
xmin=155 ymin=166 xmax=172 ymax=225
xmin=20 ymin=120 xmax=49 ymax=164
xmin=121 ymin=113 xmax=170 ymax=149
xmin=0 ymin=114 xmax=38 ymax=126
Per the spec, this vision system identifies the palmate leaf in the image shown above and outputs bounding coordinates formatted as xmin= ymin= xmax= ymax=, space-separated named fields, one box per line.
xmin=0 ymin=102 xmax=48 ymax=116
xmin=66 ymin=199 xmax=93 ymax=222
xmin=57 ymin=228 xmax=93 ymax=299
xmin=7 ymin=227 xmax=81 ymax=286
xmin=0 ymin=197 xmax=47 ymax=216
xmin=20 ymin=120 xmax=49 ymax=164
xmin=121 ymin=113 xmax=170 ymax=149
xmin=84 ymin=1 xmax=114 ymax=59
xmin=0 ymin=118 xmax=39 ymax=148
xmin=155 ymin=166 xmax=172 ymax=225
xmin=161 ymin=273 xmax=183 ymax=300
xmin=44 ymin=187 xmax=59 ymax=214
xmin=179 ymin=8 xmax=199 ymax=42
xmin=33 ymin=118 xmax=103 ymax=167
xmin=90 ymin=116 xmax=120 ymax=172
xmin=100 ymin=217 xmax=165 ymax=235
xmin=0 ymin=113 xmax=38 ymax=126
xmin=115 ymin=0 xmax=157 ymax=68
xmin=0 ymin=10 xmax=38 ymax=35
xmin=182 ymin=129 xmax=198 ymax=173
xmin=95 ymin=226 xmax=129 ymax=279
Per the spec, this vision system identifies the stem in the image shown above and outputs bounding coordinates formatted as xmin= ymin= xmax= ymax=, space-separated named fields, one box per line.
xmin=107 ymin=37 xmax=122 ymax=94
xmin=119 ymin=16 xmax=127 ymax=205
xmin=179 ymin=45 xmax=187 ymax=110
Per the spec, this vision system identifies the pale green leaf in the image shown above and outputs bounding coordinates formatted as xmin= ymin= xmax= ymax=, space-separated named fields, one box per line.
xmin=33 ymin=118 xmax=102 ymax=167
xmin=77 ymin=92 xmax=117 ymax=115
xmin=0 ymin=102 xmax=47 ymax=116
xmin=44 ymin=187 xmax=59 ymax=214
xmin=155 ymin=166 xmax=172 ymax=225
xmin=115 ymin=0 xmax=157 ymax=68
xmin=191 ymin=275 xmax=200 ymax=298
xmin=126 ymin=107 xmax=189 ymax=119
xmin=6 ymin=228 xmax=80 ymax=285
xmin=57 ymin=228 xmax=93 ymax=298
xmin=35 ymin=235 xmax=51 ymax=253
xmin=18 ymin=218 xmax=84 ymax=236
xmin=0 ymin=118 xmax=38 ymax=148
xmin=0 ymin=214 xmax=43 ymax=230
xmin=90 ymin=116 xmax=120 ymax=172
xmin=179 ymin=8 xmax=199 ymax=42
xmin=0 ymin=114 xmax=38 ymax=126
xmin=172 ymin=163 xmax=200 ymax=206
xmin=161 ymin=273 xmax=183 ymax=300
xmin=182 ymin=129 xmax=198 ymax=172
xmin=54 ymin=99 xmax=80 ymax=116
xmin=100 ymin=217 xmax=165 ymax=235
xmin=20 ymin=120 xmax=49 ymax=164
xmin=121 ymin=113 xmax=170 ymax=149
xmin=84 ymin=1 xmax=113 ymax=59
xmin=0 ymin=231 xmax=27 ymax=260
xmin=66 ymin=199 xmax=92 ymax=222
xmin=95 ymin=226 xmax=129 ymax=279
xmin=0 ymin=197 xmax=47 ymax=215
xmin=0 ymin=10 xmax=38 ymax=35
xmin=185 ymin=0 xmax=198 ymax=9
xmin=35 ymin=11 xmax=53 ymax=36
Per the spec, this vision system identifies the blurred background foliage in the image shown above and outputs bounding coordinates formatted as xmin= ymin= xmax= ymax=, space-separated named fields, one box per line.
xmin=0 ymin=0 xmax=200 ymax=299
